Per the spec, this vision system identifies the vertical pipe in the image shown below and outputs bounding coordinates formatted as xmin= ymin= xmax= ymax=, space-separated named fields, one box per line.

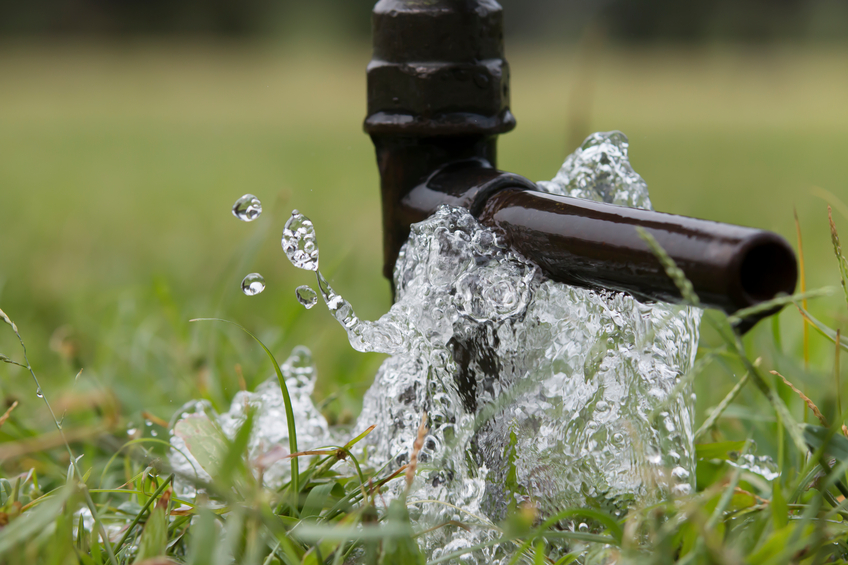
xmin=365 ymin=0 xmax=514 ymax=280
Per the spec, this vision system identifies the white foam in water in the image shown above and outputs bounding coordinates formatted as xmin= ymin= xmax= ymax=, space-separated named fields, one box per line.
xmin=173 ymin=131 xmax=701 ymax=563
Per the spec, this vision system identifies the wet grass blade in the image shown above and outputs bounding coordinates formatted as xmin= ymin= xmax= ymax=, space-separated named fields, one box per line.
xmin=190 ymin=318 xmax=300 ymax=499
xmin=0 ymin=307 xmax=118 ymax=565
xmin=794 ymin=208 xmax=810 ymax=374
xmin=836 ymin=330 xmax=844 ymax=434
xmin=796 ymin=306 xmax=848 ymax=351
xmin=115 ymin=474 xmax=174 ymax=552
xmin=811 ymin=185 xmax=848 ymax=222
xmin=802 ymin=424 xmax=848 ymax=461
xmin=801 ymin=424 xmax=848 ymax=498
xmin=828 ymin=206 xmax=848 ymax=308
xmin=636 ymin=227 xmax=700 ymax=306
xmin=0 ymin=485 xmax=72 ymax=555
xmin=694 ymin=372 xmax=749 ymax=441
xmin=726 ymin=287 xmax=835 ymax=327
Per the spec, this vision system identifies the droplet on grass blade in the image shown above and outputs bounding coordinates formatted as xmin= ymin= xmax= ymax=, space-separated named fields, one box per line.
xmin=232 ymin=194 xmax=262 ymax=222
xmin=241 ymin=273 xmax=266 ymax=296
xmin=295 ymin=285 xmax=318 ymax=309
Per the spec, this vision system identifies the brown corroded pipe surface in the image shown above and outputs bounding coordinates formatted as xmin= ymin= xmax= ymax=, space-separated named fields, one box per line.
xmin=478 ymin=188 xmax=798 ymax=317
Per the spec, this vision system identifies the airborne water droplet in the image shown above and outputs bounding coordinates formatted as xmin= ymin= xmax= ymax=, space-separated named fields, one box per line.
xmin=282 ymin=210 xmax=319 ymax=271
xmin=35 ymin=387 xmax=43 ymax=398
xmin=295 ymin=285 xmax=318 ymax=309
xmin=232 ymin=194 xmax=262 ymax=222
xmin=241 ymin=273 xmax=266 ymax=296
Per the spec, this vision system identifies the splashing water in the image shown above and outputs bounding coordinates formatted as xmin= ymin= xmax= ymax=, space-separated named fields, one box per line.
xmin=281 ymin=213 xmax=406 ymax=353
xmin=232 ymin=194 xmax=262 ymax=222
xmin=282 ymin=210 xmax=319 ymax=271
xmin=174 ymin=132 xmax=700 ymax=562
xmin=295 ymin=285 xmax=318 ymax=309
xmin=280 ymin=132 xmax=701 ymax=562
xmin=729 ymin=453 xmax=779 ymax=481
xmin=170 ymin=346 xmax=331 ymax=493
xmin=241 ymin=273 xmax=266 ymax=296
xmin=537 ymin=131 xmax=652 ymax=208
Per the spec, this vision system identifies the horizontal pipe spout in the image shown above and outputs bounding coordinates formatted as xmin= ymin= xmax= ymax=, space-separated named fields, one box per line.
xmin=478 ymin=187 xmax=798 ymax=322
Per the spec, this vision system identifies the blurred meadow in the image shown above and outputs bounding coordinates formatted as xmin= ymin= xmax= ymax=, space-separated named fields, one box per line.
xmin=0 ymin=33 xmax=847 ymax=480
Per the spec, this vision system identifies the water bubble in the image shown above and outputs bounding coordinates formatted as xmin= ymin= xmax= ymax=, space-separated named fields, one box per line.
xmin=282 ymin=210 xmax=319 ymax=271
xmin=241 ymin=273 xmax=266 ymax=296
xmin=672 ymin=483 xmax=692 ymax=496
xmin=671 ymin=466 xmax=690 ymax=481
xmin=280 ymin=345 xmax=317 ymax=390
xmin=295 ymin=285 xmax=318 ymax=309
xmin=35 ymin=387 xmax=43 ymax=398
xmin=232 ymin=194 xmax=262 ymax=222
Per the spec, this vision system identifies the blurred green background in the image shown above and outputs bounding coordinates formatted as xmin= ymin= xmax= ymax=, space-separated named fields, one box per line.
xmin=0 ymin=1 xmax=846 ymax=467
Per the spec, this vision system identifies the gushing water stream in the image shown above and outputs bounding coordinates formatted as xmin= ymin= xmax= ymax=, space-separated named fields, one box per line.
xmin=172 ymin=132 xmax=702 ymax=563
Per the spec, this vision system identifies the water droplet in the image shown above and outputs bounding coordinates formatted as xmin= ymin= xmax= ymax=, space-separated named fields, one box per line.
xmin=145 ymin=420 xmax=153 ymax=427
xmin=127 ymin=427 xmax=137 ymax=436
xmin=282 ymin=210 xmax=319 ymax=271
xmin=578 ymin=522 xmax=589 ymax=532
xmin=232 ymin=194 xmax=262 ymax=222
xmin=241 ymin=273 xmax=266 ymax=296
xmin=151 ymin=430 xmax=158 ymax=437
xmin=295 ymin=285 xmax=318 ymax=309
xmin=35 ymin=387 xmax=43 ymax=398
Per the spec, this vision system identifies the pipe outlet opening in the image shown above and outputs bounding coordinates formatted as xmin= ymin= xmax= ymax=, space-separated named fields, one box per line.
xmin=739 ymin=240 xmax=798 ymax=303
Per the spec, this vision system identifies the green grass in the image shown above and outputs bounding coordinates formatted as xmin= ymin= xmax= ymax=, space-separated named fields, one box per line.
xmin=0 ymin=40 xmax=847 ymax=563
